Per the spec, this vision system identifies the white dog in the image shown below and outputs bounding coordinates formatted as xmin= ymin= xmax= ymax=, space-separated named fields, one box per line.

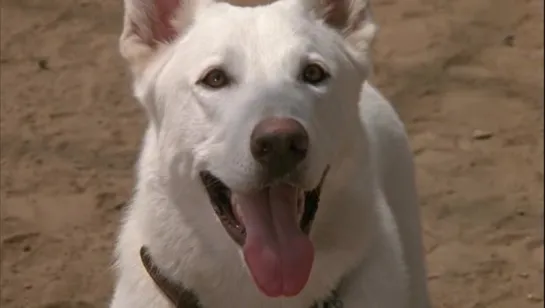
xmin=111 ymin=0 xmax=432 ymax=307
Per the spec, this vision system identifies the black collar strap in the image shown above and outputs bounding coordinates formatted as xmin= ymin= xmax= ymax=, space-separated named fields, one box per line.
xmin=140 ymin=246 xmax=200 ymax=307
xmin=140 ymin=246 xmax=343 ymax=308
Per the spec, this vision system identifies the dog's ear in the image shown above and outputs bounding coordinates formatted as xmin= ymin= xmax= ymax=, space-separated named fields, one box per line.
xmin=120 ymin=0 xmax=197 ymax=76
xmin=314 ymin=0 xmax=378 ymax=55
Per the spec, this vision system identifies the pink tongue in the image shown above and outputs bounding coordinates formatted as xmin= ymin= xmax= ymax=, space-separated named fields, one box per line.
xmin=232 ymin=184 xmax=314 ymax=297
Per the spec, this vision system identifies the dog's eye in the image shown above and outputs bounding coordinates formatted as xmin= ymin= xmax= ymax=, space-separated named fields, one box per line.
xmin=301 ymin=63 xmax=329 ymax=85
xmin=199 ymin=68 xmax=230 ymax=89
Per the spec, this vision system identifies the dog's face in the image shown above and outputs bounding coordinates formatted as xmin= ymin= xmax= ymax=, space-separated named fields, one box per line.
xmin=122 ymin=0 xmax=376 ymax=298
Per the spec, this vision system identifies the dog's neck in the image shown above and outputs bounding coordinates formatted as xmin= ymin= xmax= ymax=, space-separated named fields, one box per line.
xmin=140 ymin=246 xmax=344 ymax=308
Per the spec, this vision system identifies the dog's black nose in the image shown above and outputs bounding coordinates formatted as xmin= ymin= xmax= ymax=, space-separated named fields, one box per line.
xmin=250 ymin=117 xmax=309 ymax=175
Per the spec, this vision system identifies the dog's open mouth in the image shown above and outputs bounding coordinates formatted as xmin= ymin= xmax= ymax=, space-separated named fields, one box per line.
xmin=199 ymin=169 xmax=328 ymax=298
xmin=199 ymin=172 xmax=327 ymax=245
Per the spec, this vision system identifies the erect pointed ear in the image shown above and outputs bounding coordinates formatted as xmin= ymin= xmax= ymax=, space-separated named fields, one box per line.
xmin=314 ymin=0 xmax=378 ymax=55
xmin=120 ymin=0 xmax=198 ymax=76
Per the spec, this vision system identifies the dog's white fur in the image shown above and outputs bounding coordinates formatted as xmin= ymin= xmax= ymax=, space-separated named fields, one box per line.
xmin=111 ymin=0 xmax=432 ymax=307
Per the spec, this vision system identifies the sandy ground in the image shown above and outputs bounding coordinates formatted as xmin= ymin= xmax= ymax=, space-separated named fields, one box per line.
xmin=0 ymin=0 xmax=543 ymax=307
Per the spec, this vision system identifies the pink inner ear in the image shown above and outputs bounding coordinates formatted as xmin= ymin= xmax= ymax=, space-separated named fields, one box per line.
xmin=323 ymin=0 xmax=349 ymax=30
xmin=153 ymin=0 xmax=180 ymax=43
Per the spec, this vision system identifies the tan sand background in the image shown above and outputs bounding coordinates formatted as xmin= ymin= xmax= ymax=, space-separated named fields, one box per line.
xmin=1 ymin=0 xmax=543 ymax=307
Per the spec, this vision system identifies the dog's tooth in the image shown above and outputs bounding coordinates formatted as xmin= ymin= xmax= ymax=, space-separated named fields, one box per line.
xmin=233 ymin=202 xmax=244 ymax=223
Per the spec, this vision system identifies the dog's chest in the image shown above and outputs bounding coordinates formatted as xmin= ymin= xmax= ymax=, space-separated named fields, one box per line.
xmin=179 ymin=252 xmax=350 ymax=308
xmin=194 ymin=283 xmax=342 ymax=308
xmin=192 ymin=269 xmax=345 ymax=307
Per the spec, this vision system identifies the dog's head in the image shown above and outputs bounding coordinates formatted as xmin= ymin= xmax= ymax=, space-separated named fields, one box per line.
xmin=121 ymin=0 xmax=376 ymax=298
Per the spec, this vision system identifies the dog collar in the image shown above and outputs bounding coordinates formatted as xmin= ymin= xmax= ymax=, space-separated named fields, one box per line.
xmin=140 ymin=246 xmax=343 ymax=308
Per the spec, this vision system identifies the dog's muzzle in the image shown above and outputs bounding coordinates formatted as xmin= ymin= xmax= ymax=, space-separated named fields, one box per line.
xmin=197 ymin=117 xmax=333 ymax=298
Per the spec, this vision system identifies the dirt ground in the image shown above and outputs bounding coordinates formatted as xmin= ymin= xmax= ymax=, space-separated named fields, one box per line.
xmin=0 ymin=0 xmax=543 ymax=307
